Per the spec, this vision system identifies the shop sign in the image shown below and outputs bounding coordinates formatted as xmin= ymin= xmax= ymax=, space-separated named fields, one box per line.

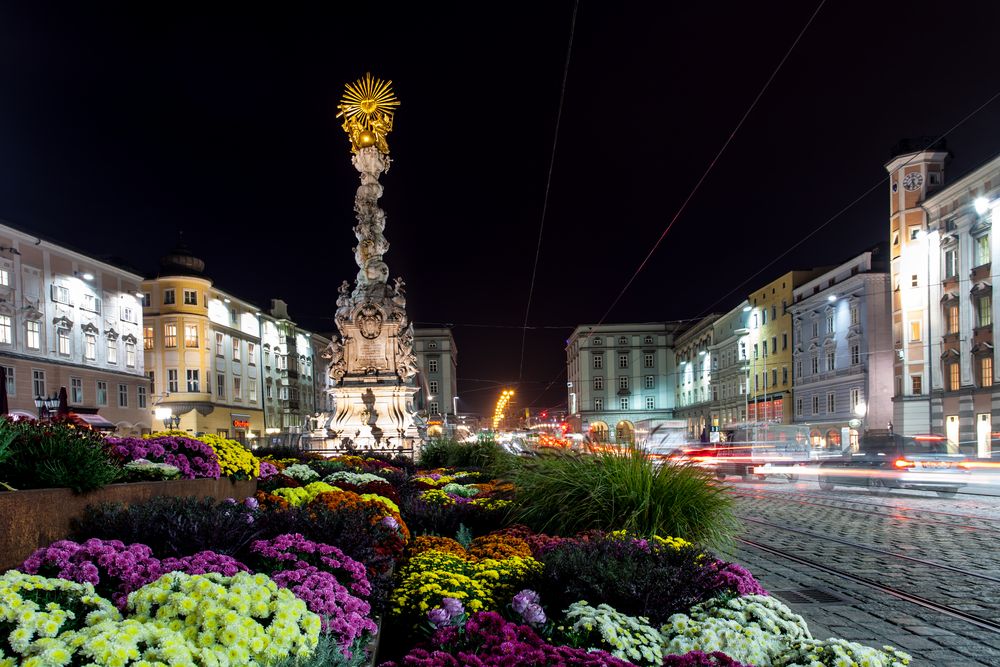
xmin=233 ymin=419 xmax=250 ymax=429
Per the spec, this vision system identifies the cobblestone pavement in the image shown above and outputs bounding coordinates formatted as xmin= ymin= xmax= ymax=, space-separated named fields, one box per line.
xmin=730 ymin=478 xmax=1000 ymax=666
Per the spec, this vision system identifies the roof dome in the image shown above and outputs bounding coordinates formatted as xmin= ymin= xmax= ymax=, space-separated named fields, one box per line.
xmin=158 ymin=237 xmax=205 ymax=277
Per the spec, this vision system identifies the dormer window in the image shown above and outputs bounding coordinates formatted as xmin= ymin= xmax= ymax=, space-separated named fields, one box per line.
xmin=618 ymin=336 xmax=628 ymax=345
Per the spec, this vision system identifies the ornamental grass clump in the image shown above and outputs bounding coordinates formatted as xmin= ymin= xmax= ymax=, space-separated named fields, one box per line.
xmin=0 ymin=417 xmax=122 ymax=493
xmin=509 ymin=446 xmax=736 ymax=549
xmin=418 ymin=435 xmax=516 ymax=478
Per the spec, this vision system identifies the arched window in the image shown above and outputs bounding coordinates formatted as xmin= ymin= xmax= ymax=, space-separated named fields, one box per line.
xmin=826 ymin=429 xmax=841 ymax=449
xmin=615 ymin=420 xmax=635 ymax=445
xmin=589 ymin=421 xmax=609 ymax=443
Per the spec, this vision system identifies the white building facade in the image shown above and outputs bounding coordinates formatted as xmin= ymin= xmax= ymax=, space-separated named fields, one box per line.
xmin=709 ymin=301 xmax=750 ymax=429
xmin=413 ymin=327 xmax=458 ymax=437
xmin=673 ymin=315 xmax=718 ymax=440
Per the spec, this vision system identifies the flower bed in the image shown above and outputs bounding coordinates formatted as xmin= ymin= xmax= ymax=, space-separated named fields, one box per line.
xmin=0 ymin=440 xmax=913 ymax=666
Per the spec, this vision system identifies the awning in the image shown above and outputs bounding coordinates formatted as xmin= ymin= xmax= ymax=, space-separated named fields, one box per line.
xmin=72 ymin=413 xmax=117 ymax=430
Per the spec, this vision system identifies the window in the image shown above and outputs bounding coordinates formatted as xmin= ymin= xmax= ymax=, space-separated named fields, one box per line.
xmin=57 ymin=329 xmax=70 ymax=355
xmin=118 ymin=384 xmax=128 ymax=408
xmin=762 ymin=309 xmax=767 ymax=325
xmin=141 ymin=293 xmax=151 ymax=307
xmin=983 ymin=357 xmax=994 ymax=387
xmin=96 ymin=380 xmax=108 ymax=406
xmin=620 ymin=397 xmax=629 ymax=410
xmin=645 ymin=396 xmax=655 ymax=410
xmin=643 ymin=353 xmax=654 ymax=368
xmin=909 ymin=226 xmax=921 ymax=240
xmin=753 ymin=343 xmax=759 ymax=359
xmin=910 ymin=274 xmax=919 ymax=288
xmin=232 ymin=338 xmax=241 ymax=362
xmin=107 ymin=340 xmax=117 ymax=364
xmin=233 ymin=377 xmax=242 ymax=400
xmin=950 ymin=363 xmax=960 ymax=391
xmin=594 ymin=376 xmax=604 ymax=390
xmin=143 ymin=326 xmax=154 ymax=350
xmin=26 ymin=321 xmax=40 ymax=350
xmin=593 ymin=337 xmax=603 ymax=346
xmin=51 ymin=284 xmax=72 ymax=305
xmin=826 ymin=315 xmax=834 ymax=334
xmin=762 ymin=341 xmax=767 ymax=357
xmin=70 ymin=377 xmax=82 ymax=404
xmin=910 ymin=321 xmax=922 ymax=342
xmin=945 ymin=249 xmax=958 ymax=278
xmin=811 ymin=321 xmax=819 ymax=338
xmin=266 ymin=384 xmax=273 ymax=400
xmin=782 ymin=333 xmax=788 ymax=350
xmin=183 ymin=289 xmax=197 ymax=305
xmin=618 ymin=336 xmax=628 ymax=345
xmin=126 ymin=342 xmax=136 ymax=367
xmin=184 ymin=324 xmax=198 ymax=348
xmin=249 ymin=381 xmax=257 ymax=402
xmin=850 ymin=388 xmax=861 ymax=411
xmin=796 ymin=360 xmax=802 ymax=378
xmin=248 ymin=342 xmax=256 ymax=364
xmin=850 ymin=306 xmax=859 ymax=326
xmin=892 ymin=231 xmax=900 ymax=246
xmin=216 ymin=373 xmax=226 ymax=398
xmin=216 ymin=333 xmax=224 ymax=356
xmin=782 ymin=367 xmax=788 ymax=385
xmin=644 ymin=375 xmax=654 ymax=389
xmin=428 ymin=341 xmax=438 ymax=349
xmin=771 ymin=305 xmax=777 ymax=321
xmin=979 ymin=297 xmax=992 ymax=327
xmin=264 ymin=348 xmax=270 ymax=367
xmin=826 ymin=351 xmax=835 ymax=371
xmin=148 ymin=371 xmax=155 ymax=394
xmin=975 ymin=234 xmax=991 ymax=267
xmin=2 ymin=366 xmax=13 ymax=396
xmin=796 ymin=398 xmax=803 ymax=417
xmin=164 ymin=323 xmax=177 ymax=348
xmin=912 ymin=375 xmax=922 ymax=395
xmin=0 ymin=315 xmax=10 ymax=345
xmin=851 ymin=344 xmax=860 ymax=365
xmin=121 ymin=305 xmax=135 ymax=324
xmin=772 ymin=369 xmax=778 ymax=387
xmin=947 ymin=303 xmax=958 ymax=334
xmin=811 ymin=356 xmax=819 ymax=374
xmin=643 ymin=336 xmax=653 ymax=344
xmin=619 ymin=376 xmax=629 ymax=390
xmin=167 ymin=369 xmax=178 ymax=393
xmin=138 ymin=386 xmax=147 ymax=408
xmin=0 ymin=267 xmax=7 ymax=286
xmin=812 ymin=396 xmax=819 ymax=415
xmin=593 ymin=397 xmax=604 ymax=411
xmin=425 ymin=401 xmax=438 ymax=415
xmin=427 ymin=358 xmax=438 ymax=373
xmin=827 ymin=393 xmax=835 ymax=413
xmin=429 ymin=380 xmax=439 ymax=394
xmin=185 ymin=369 xmax=199 ymax=392
xmin=278 ymin=385 xmax=288 ymax=401
xmin=593 ymin=355 xmax=603 ymax=370
xmin=85 ymin=334 xmax=97 ymax=360
xmin=32 ymin=369 xmax=45 ymax=398
xmin=163 ymin=289 xmax=175 ymax=305
xmin=618 ymin=354 xmax=628 ymax=368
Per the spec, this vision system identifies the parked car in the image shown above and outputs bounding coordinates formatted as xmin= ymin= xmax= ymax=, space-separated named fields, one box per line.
xmin=817 ymin=432 xmax=970 ymax=497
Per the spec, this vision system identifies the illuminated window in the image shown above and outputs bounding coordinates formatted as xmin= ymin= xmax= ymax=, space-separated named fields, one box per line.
xmin=70 ymin=377 xmax=82 ymax=404
xmin=96 ymin=381 xmax=107 ymax=406
xmin=911 ymin=375 xmax=922 ymax=395
xmin=26 ymin=321 xmax=40 ymax=350
xmin=184 ymin=324 xmax=198 ymax=348
xmin=947 ymin=304 xmax=959 ymax=334
xmin=143 ymin=326 xmax=154 ymax=350
xmin=982 ymin=357 xmax=994 ymax=388
xmin=978 ymin=297 xmax=992 ymax=327
xmin=949 ymin=363 xmax=960 ymax=391
xmin=126 ymin=342 xmax=136 ymax=367
xmin=909 ymin=320 xmax=922 ymax=342
xmin=594 ymin=398 xmax=603 ymax=411
xmin=975 ymin=234 xmax=991 ymax=267
xmin=186 ymin=369 xmax=199 ymax=392
xmin=0 ymin=268 xmax=7 ymax=286
xmin=164 ymin=323 xmax=177 ymax=348
xmin=594 ymin=376 xmax=603 ymax=390
xmin=57 ymin=329 xmax=70 ymax=355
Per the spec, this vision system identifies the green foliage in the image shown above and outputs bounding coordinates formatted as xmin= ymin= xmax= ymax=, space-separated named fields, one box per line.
xmin=0 ymin=417 xmax=122 ymax=493
xmin=509 ymin=446 xmax=736 ymax=549
xmin=271 ymin=632 xmax=370 ymax=667
xmin=418 ymin=435 xmax=515 ymax=478
xmin=455 ymin=523 xmax=474 ymax=549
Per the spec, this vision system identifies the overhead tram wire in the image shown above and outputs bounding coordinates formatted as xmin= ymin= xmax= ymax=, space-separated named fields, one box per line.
xmin=695 ymin=87 xmax=1000 ymax=319
xmin=592 ymin=0 xmax=828 ymax=329
xmin=517 ymin=0 xmax=580 ymax=384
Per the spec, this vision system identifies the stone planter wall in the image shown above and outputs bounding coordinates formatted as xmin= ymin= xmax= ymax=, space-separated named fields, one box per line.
xmin=0 ymin=478 xmax=257 ymax=571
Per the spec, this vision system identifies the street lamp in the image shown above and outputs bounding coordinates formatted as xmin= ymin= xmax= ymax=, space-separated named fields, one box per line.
xmin=154 ymin=407 xmax=180 ymax=430
xmin=453 ymin=396 xmax=459 ymax=418
xmin=33 ymin=393 xmax=60 ymax=420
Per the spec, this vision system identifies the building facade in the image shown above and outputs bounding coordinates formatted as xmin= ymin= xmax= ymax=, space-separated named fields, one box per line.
xmin=709 ymin=301 xmax=750 ymax=429
xmin=142 ymin=245 xmax=265 ymax=443
xmin=747 ymin=270 xmax=824 ymax=424
xmin=673 ymin=315 xmax=718 ymax=439
xmin=413 ymin=327 xmax=458 ymax=437
xmin=566 ymin=323 xmax=684 ymax=444
xmin=0 ymin=222 xmax=149 ymax=431
xmin=899 ymin=150 xmax=1000 ymax=455
xmin=885 ymin=142 xmax=951 ymax=438
xmin=790 ymin=248 xmax=893 ymax=452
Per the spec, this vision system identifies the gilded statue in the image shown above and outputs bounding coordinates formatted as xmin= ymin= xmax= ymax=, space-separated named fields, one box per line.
xmin=336 ymin=73 xmax=399 ymax=154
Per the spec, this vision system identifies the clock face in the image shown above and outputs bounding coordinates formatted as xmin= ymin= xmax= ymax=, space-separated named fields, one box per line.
xmin=902 ymin=172 xmax=924 ymax=192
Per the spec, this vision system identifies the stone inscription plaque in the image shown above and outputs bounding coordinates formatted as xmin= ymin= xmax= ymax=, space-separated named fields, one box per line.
xmin=353 ymin=333 xmax=390 ymax=370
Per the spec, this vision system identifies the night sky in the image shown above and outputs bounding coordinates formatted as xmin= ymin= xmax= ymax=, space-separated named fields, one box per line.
xmin=3 ymin=2 xmax=1000 ymax=415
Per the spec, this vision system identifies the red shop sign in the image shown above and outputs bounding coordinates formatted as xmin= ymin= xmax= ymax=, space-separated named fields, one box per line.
xmin=233 ymin=419 xmax=250 ymax=429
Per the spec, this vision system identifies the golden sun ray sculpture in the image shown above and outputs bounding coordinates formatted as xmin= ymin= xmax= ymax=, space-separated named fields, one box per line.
xmin=337 ymin=72 xmax=400 ymax=154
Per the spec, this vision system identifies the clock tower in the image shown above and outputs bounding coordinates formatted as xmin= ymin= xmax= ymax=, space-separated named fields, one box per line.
xmin=884 ymin=139 xmax=950 ymax=435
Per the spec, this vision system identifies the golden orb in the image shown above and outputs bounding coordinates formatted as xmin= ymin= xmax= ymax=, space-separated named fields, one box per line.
xmin=357 ymin=130 xmax=376 ymax=148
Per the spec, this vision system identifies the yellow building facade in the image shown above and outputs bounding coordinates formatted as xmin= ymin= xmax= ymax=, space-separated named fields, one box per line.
xmin=746 ymin=270 xmax=824 ymax=423
xmin=141 ymin=247 xmax=264 ymax=443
